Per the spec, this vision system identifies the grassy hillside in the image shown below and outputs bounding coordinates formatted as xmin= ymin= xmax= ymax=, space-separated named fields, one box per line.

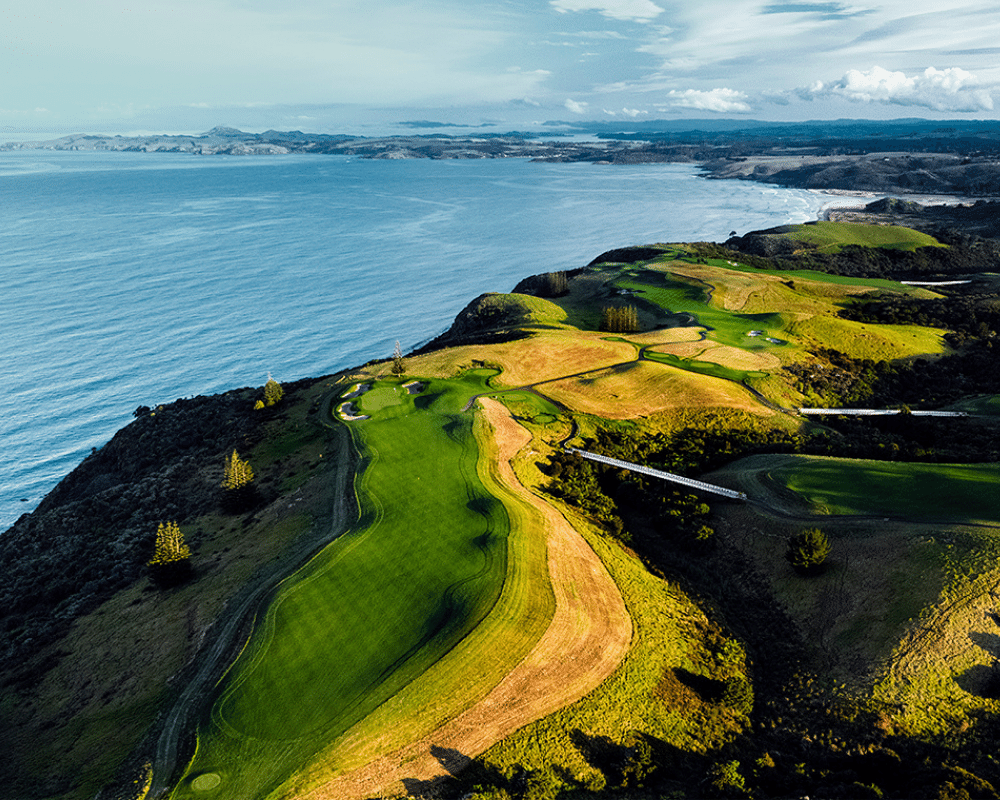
xmin=774 ymin=220 xmax=947 ymax=253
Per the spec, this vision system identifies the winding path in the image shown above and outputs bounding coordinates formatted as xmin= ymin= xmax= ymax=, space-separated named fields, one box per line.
xmin=147 ymin=385 xmax=358 ymax=798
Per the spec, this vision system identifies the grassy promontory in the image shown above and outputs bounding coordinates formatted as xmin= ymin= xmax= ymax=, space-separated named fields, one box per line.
xmin=4 ymin=221 xmax=1000 ymax=800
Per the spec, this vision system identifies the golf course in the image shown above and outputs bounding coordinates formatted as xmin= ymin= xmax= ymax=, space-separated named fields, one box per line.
xmin=12 ymin=224 xmax=1000 ymax=800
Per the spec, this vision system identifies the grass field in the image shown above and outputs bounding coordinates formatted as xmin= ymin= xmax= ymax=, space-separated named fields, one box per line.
xmin=949 ymin=393 xmax=1000 ymax=417
xmin=787 ymin=315 xmax=949 ymax=361
xmin=541 ymin=360 xmax=772 ymax=419
xmin=615 ymin=270 xmax=790 ymax=350
xmin=768 ymin=455 xmax=1000 ymax=524
xmin=773 ymin=221 xmax=946 ymax=253
xmin=711 ymin=451 xmax=1000 ymax=738
xmin=171 ymin=372 xmax=557 ymax=799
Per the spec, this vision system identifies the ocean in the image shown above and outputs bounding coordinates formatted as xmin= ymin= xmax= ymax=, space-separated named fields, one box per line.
xmin=2 ymin=151 xmax=865 ymax=529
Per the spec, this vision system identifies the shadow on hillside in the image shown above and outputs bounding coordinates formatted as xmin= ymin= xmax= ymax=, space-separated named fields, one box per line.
xmin=401 ymin=745 xmax=499 ymax=798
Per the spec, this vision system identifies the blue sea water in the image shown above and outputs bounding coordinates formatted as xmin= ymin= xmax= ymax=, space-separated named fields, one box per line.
xmin=1 ymin=151 xmax=865 ymax=529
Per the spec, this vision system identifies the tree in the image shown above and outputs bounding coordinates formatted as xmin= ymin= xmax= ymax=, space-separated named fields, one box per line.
xmin=148 ymin=521 xmax=190 ymax=566
xmin=391 ymin=340 xmax=406 ymax=377
xmin=221 ymin=449 xmax=254 ymax=491
xmin=541 ymin=271 xmax=569 ymax=297
xmin=263 ymin=375 xmax=284 ymax=407
xmin=221 ymin=449 xmax=258 ymax=512
xmin=600 ymin=305 xmax=640 ymax=333
xmin=148 ymin=521 xmax=192 ymax=586
xmin=786 ymin=527 xmax=831 ymax=575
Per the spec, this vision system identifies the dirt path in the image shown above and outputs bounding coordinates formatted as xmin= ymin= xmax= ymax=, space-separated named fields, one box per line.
xmin=148 ymin=386 xmax=358 ymax=798
xmin=300 ymin=398 xmax=632 ymax=800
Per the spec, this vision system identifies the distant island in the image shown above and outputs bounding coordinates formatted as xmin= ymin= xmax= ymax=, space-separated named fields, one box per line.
xmin=5 ymin=119 xmax=1000 ymax=197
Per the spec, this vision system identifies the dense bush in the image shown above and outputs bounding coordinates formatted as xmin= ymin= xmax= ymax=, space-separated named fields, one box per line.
xmin=786 ymin=528 xmax=831 ymax=575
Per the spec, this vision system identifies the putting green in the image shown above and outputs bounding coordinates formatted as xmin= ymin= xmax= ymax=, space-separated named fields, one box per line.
xmin=171 ymin=371 xmax=553 ymax=799
xmin=615 ymin=270 xmax=788 ymax=349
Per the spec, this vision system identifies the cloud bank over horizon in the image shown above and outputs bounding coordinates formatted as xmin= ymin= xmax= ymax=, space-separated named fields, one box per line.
xmin=2 ymin=1 xmax=998 ymax=136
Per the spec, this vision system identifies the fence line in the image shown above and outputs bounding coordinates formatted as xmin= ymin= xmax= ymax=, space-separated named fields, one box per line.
xmin=567 ymin=448 xmax=748 ymax=501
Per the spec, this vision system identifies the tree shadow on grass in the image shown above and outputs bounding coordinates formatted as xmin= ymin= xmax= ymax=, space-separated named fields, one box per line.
xmin=673 ymin=667 xmax=725 ymax=702
xmin=401 ymin=745 xmax=506 ymax=799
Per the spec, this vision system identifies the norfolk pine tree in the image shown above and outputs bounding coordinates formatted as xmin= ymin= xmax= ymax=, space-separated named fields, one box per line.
xmin=221 ymin=449 xmax=258 ymax=512
xmin=263 ymin=375 xmax=284 ymax=407
xmin=148 ymin=521 xmax=192 ymax=586
xmin=391 ymin=340 xmax=406 ymax=377
xmin=222 ymin=449 xmax=254 ymax=491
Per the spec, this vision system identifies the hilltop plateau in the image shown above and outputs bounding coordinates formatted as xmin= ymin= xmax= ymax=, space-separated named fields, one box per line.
xmin=4 ymin=211 xmax=1000 ymax=800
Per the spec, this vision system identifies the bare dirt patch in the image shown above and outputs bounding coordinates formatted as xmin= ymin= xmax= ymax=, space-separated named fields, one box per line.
xmin=297 ymin=398 xmax=632 ymax=800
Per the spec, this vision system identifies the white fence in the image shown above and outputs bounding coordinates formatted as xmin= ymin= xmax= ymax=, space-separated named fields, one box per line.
xmin=799 ymin=408 xmax=967 ymax=417
xmin=567 ymin=448 xmax=748 ymax=501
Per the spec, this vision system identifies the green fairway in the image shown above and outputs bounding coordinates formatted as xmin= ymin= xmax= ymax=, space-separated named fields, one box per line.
xmin=615 ymin=270 xmax=787 ymax=349
xmin=770 ymin=456 xmax=1000 ymax=523
xmin=172 ymin=371 xmax=547 ymax=799
xmin=950 ymin=394 xmax=1000 ymax=417
xmin=642 ymin=350 xmax=766 ymax=383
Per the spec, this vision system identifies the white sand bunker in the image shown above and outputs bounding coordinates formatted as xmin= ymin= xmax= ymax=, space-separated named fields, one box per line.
xmin=403 ymin=381 xmax=426 ymax=395
xmin=338 ymin=402 xmax=370 ymax=421
xmin=341 ymin=382 xmax=371 ymax=400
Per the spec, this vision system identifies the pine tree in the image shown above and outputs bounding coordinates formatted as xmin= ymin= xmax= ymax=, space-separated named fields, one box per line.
xmin=222 ymin=449 xmax=254 ymax=491
xmin=148 ymin=521 xmax=191 ymax=566
xmin=263 ymin=375 xmax=284 ymax=407
xmin=600 ymin=305 xmax=640 ymax=333
xmin=148 ymin=521 xmax=192 ymax=586
xmin=391 ymin=340 xmax=406 ymax=377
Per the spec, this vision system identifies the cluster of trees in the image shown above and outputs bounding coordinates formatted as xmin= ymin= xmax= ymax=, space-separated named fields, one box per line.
xmin=147 ymin=521 xmax=192 ymax=586
xmin=786 ymin=335 xmax=1000 ymax=413
xmin=539 ymin=271 xmax=569 ymax=297
xmin=599 ymin=305 xmax=640 ymax=333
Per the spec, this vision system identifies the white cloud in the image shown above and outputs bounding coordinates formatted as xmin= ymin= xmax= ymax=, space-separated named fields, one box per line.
xmin=666 ymin=88 xmax=751 ymax=113
xmin=805 ymin=66 xmax=995 ymax=111
xmin=565 ymin=98 xmax=590 ymax=113
xmin=550 ymin=0 xmax=664 ymax=23
xmin=603 ymin=107 xmax=648 ymax=116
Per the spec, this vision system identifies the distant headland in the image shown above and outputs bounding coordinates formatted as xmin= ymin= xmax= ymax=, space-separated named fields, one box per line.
xmin=5 ymin=119 xmax=1000 ymax=197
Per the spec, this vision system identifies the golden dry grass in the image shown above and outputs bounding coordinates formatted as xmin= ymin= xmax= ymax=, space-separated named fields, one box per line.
xmin=649 ymin=339 xmax=783 ymax=372
xmin=294 ymin=398 xmax=632 ymax=800
xmin=383 ymin=331 xmax=637 ymax=388
xmin=541 ymin=360 xmax=771 ymax=419
xmin=622 ymin=327 xmax=705 ymax=346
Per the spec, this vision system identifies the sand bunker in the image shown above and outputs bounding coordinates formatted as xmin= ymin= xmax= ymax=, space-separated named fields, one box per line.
xmin=341 ymin=383 xmax=371 ymax=400
xmin=337 ymin=402 xmax=370 ymax=422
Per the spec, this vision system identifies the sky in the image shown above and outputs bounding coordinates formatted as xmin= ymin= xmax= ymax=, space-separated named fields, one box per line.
xmin=2 ymin=0 xmax=1000 ymax=138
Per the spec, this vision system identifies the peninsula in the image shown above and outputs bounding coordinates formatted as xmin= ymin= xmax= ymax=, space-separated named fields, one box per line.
xmin=6 ymin=118 xmax=1000 ymax=198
